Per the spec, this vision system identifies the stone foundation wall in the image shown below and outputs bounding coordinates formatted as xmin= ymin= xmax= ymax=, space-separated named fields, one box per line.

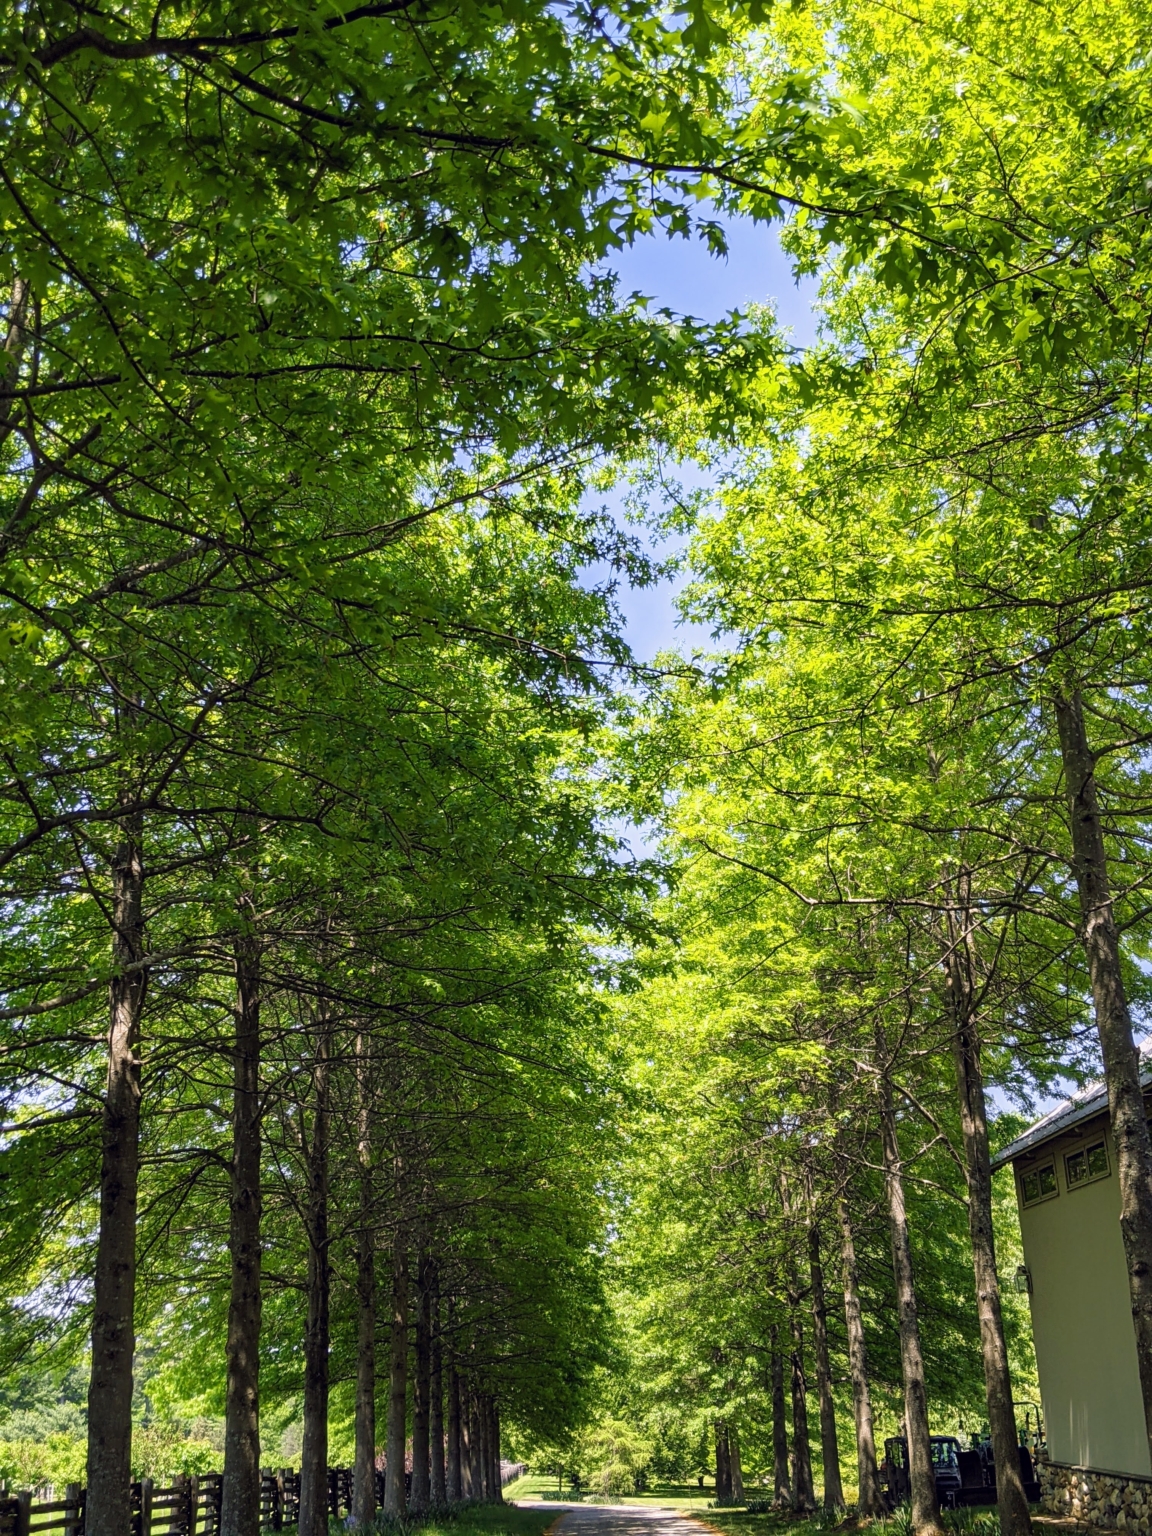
xmin=1038 ymin=1456 xmax=1152 ymax=1529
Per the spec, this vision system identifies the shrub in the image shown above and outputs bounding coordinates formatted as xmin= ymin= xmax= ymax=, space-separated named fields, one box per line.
xmin=131 ymin=1422 xmax=221 ymax=1479
xmin=0 ymin=1432 xmax=87 ymax=1491
xmin=0 ymin=1422 xmax=221 ymax=1493
xmin=594 ymin=1462 xmax=638 ymax=1498
xmin=575 ymin=1419 xmax=652 ymax=1501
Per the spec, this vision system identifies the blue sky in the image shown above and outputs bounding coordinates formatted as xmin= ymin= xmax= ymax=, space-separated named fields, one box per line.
xmin=594 ymin=214 xmax=818 ymax=661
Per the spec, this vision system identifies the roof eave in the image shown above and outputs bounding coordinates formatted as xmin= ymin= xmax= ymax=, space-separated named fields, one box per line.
xmin=991 ymin=1054 xmax=1152 ymax=1172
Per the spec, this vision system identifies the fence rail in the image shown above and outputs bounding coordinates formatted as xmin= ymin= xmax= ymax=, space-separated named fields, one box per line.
xmin=0 ymin=1466 xmax=390 ymax=1536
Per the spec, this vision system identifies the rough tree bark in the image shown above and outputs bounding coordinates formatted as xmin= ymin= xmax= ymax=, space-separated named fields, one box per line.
xmin=221 ymin=927 xmax=263 ymax=1536
xmin=383 ymin=1236 xmax=409 ymax=1518
xmin=488 ymin=1398 xmax=503 ymax=1503
xmin=447 ymin=1357 xmax=463 ymax=1501
xmin=1056 ymin=690 xmax=1152 ymax=1471
xmin=838 ymin=1199 xmax=885 ymax=1517
xmin=479 ymin=1392 xmax=492 ymax=1502
xmin=944 ymin=875 xmax=1032 ymax=1536
xmin=879 ymin=1064 xmax=944 ymax=1536
xmin=86 ymin=810 xmax=146 ymax=1536
xmin=460 ymin=1378 xmax=472 ymax=1498
xmin=715 ymin=1422 xmax=732 ymax=1503
xmin=789 ymin=1311 xmax=816 ymax=1514
xmin=728 ymin=1421 xmax=744 ymax=1506
xmin=411 ymin=1252 xmax=432 ymax=1514
xmin=352 ymin=1036 xmax=376 ymax=1530
xmin=770 ymin=1324 xmax=792 ymax=1509
xmin=468 ymin=1386 xmax=484 ymax=1499
xmin=299 ymin=1031 xmax=331 ymax=1536
xmin=808 ymin=1224 xmax=845 ymax=1513
xmin=430 ymin=1270 xmax=446 ymax=1506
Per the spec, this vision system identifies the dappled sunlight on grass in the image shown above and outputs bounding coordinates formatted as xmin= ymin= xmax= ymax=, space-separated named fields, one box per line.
xmin=506 ymin=1475 xmax=723 ymax=1510
xmin=414 ymin=1503 xmax=563 ymax=1536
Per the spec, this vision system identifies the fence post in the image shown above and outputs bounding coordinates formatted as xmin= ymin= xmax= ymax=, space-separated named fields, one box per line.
xmin=171 ymin=1474 xmax=189 ymax=1536
xmin=140 ymin=1477 xmax=154 ymax=1536
xmin=205 ymin=1474 xmax=222 ymax=1536
xmin=187 ymin=1475 xmax=198 ymax=1536
xmin=15 ymin=1491 xmax=31 ymax=1536
xmin=273 ymin=1471 xmax=284 ymax=1532
xmin=64 ymin=1483 xmax=81 ymax=1536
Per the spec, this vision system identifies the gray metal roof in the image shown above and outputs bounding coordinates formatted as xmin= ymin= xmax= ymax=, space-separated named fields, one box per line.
xmin=990 ymin=1045 xmax=1152 ymax=1171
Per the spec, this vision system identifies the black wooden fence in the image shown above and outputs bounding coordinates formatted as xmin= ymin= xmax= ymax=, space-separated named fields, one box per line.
xmin=0 ymin=1467 xmax=402 ymax=1536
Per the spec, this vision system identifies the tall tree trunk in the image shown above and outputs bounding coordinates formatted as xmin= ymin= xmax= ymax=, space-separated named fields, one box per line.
xmin=489 ymin=1399 xmax=503 ymax=1504
xmin=430 ymin=1275 xmax=446 ymax=1506
xmin=715 ymin=1421 xmax=732 ymax=1503
xmin=447 ymin=1359 xmax=463 ymax=1501
xmin=879 ymin=1066 xmax=943 ymax=1536
xmin=459 ymin=1377 xmax=472 ymax=1499
xmin=86 ymin=811 xmax=146 ymax=1536
xmin=808 ymin=1224 xmax=845 ymax=1513
xmin=838 ymin=1199 xmax=884 ymax=1517
xmin=789 ymin=1311 xmax=815 ymax=1514
xmin=352 ymin=1037 xmax=376 ymax=1530
xmin=383 ymin=1236 xmax=408 ymax=1519
xmin=1055 ymin=689 xmax=1152 ymax=1470
xmin=770 ymin=1323 xmax=792 ymax=1509
xmin=411 ymin=1253 xmax=432 ymax=1514
xmin=468 ymin=1385 xmax=483 ymax=1499
xmin=729 ymin=1421 xmax=744 ymax=1505
xmin=221 ymin=930 xmax=263 ymax=1536
xmin=478 ymin=1391 xmax=492 ymax=1501
xmin=299 ymin=1032 xmax=331 ymax=1536
xmin=944 ymin=876 xmax=1033 ymax=1536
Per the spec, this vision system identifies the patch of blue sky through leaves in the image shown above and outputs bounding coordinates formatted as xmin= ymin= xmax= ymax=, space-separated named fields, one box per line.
xmin=594 ymin=214 xmax=818 ymax=663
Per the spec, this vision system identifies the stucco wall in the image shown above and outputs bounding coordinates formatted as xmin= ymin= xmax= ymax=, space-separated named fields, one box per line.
xmin=1016 ymin=1112 xmax=1150 ymax=1478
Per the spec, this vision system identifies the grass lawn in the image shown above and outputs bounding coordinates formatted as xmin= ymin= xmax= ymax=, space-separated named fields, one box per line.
xmin=699 ymin=1516 xmax=797 ymax=1536
xmin=505 ymin=1474 xmax=728 ymax=1510
xmin=698 ymin=1510 xmax=1003 ymax=1536
xmin=419 ymin=1503 xmax=565 ymax=1536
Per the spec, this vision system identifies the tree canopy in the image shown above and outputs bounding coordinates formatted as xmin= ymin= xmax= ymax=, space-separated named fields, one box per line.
xmin=3 ymin=5 xmax=1152 ymax=1536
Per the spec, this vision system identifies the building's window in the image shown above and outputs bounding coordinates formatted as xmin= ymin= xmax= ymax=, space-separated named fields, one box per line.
xmin=1065 ymin=1139 xmax=1110 ymax=1189
xmin=1020 ymin=1163 xmax=1058 ymax=1204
